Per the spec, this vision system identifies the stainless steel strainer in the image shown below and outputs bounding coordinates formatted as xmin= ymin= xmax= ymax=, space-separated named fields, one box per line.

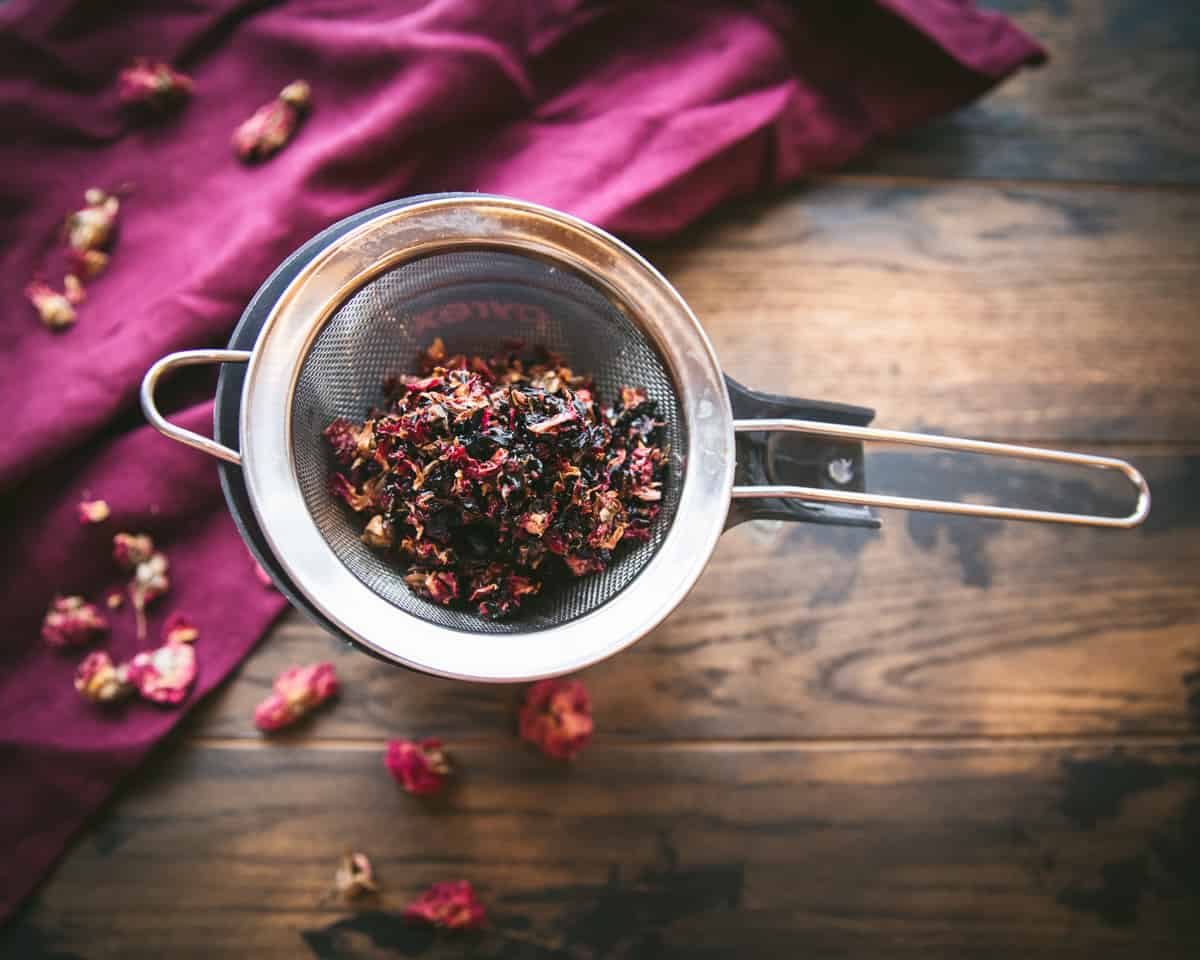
xmin=142 ymin=194 xmax=1150 ymax=681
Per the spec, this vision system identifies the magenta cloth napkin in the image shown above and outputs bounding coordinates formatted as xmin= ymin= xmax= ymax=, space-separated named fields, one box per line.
xmin=0 ymin=0 xmax=1043 ymax=922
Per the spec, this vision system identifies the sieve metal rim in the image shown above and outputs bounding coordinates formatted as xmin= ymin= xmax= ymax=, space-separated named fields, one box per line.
xmin=239 ymin=195 xmax=735 ymax=682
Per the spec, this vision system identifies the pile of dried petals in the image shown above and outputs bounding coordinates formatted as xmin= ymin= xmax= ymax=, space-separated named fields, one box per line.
xmin=325 ymin=340 xmax=667 ymax=619
xmin=404 ymin=881 xmax=485 ymax=930
xmin=519 ymin=678 xmax=593 ymax=760
xmin=113 ymin=532 xmax=170 ymax=640
xmin=385 ymin=739 xmax=452 ymax=796
xmin=74 ymin=613 xmax=198 ymax=707
xmin=118 ymin=59 xmax=193 ymax=113
xmin=233 ymin=80 xmax=310 ymax=162
xmin=254 ymin=662 xmax=338 ymax=731
xmin=42 ymin=596 xmax=108 ymax=649
xmin=334 ymin=851 xmax=378 ymax=901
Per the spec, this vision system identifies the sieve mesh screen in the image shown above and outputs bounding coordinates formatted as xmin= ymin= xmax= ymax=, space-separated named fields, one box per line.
xmin=290 ymin=249 xmax=685 ymax=634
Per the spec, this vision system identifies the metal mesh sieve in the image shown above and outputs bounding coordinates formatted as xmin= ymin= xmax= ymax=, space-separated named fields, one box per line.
xmin=290 ymin=249 xmax=685 ymax=635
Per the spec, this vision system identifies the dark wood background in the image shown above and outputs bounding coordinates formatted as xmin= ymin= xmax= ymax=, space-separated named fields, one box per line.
xmin=6 ymin=2 xmax=1200 ymax=957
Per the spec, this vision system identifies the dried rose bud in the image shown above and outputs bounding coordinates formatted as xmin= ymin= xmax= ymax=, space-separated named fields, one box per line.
xmin=63 ymin=274 xmax=85 ymax=304
xmin=232 ymin=80 xmax=311 ymax=162
xmin=71 ymin=248 xmax=109 ymax=278
xmin=385 ymin=739 xmax=451 ymax=796
xmin=334 ymin=851 xmax=378 ymax=900
xmin=106 ymin=591 xmax=124 ymax=610
xmin=518 ymin=678 xmax=593 ymax=760
xmin=118 ymin=59 xmax=193 ymax=111
xmin=362 ymin=514 xmax=394 ymax=549
xmin=162 ymin=612 xmax=198 ymax=645
xmin=253 ymin=662 xmax=338 ymax=731
xmin=42 ymin=596 xmax=108 ymax=649
xmin=65 ymin=188 xmax=120 ymax=254
xmin=75 ymin=651 xmax=134 ymax=704
xmin=127 ymin=640 xmax=196 ymax=705
xmin=25 ymin=281 xmax=76 ymax=330
xmin=404 ymin=881 xmax=485 ymax=930
xmin=113 ymin=532 xmax=154 ymax=569
xmin=130 ymin=552 xmax=170 ymax=641
xmin=77 ymin=499 xmax=111 ymax=524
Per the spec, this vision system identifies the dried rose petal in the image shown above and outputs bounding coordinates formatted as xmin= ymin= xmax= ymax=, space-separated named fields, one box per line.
xmin=385 ymin=739 xmax=451 ymax=796
xmin=25 ymin=281 xmax=76 ymax=330
xmin=71 ymin=248 xmax=109 ymax=278
xmin=334 ymin=851 xmax=378 ymax=900
xmin=65 ymin=188 xmax=119 ymax=254
xmin=105 ymin=591 xmax=124 ymax=610
xmin=42 ymin=596 xmax=108 ymax=649
xmin=63 ymin=274 xmax=85 ymax=305
xmin=75 ymin=651 xmax=134 ymax=704
xmin=404 ymin=881 xmax=485 ymax=930
xmin=78 ymin=499 xmax=110 ymax=524
xmin=127 ymin=640 xmax=196 ymax=705
xmin=253 ymin=662 xmax=338 ymax=731
xmin=113 ymin=532 xmax=154 ymax=570
xmin=118 ymin=59 xmax=193 ymax=111
xmin=162 ymin=612 xmax=198 ymax=645
xmin=518 ymin=678 xmax=593 ymax=760
xmin=232 ymin=80 xmax=310 ymax=162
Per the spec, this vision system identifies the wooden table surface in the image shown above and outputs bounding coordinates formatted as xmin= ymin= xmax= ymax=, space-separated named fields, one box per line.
xmin=8 ymin=2 xmax=1200 ymax=957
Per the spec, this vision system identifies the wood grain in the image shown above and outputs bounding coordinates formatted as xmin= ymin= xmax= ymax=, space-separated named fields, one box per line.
xmin=648 ymin=181 xmax=1200 ymax=444
xmin=5 ymin=741 xmax=1198 ymax=958
xmin=850 ymin=0 xmax=1200 ymax=184
xmin=187 ymin=450 xmax=1200 ymax=742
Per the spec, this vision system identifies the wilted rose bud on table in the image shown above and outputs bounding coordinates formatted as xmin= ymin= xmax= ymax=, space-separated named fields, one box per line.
xmin=25 ymin=281 xmax=76 ymax=330
xmin=65 ymin=188 xmax=119 ymax=255
xmin=77 ymin=499 xmax=110 ymax=524
xmin=112 ymin=532 xmax=154 ymax=570
xmin=253 ymin=662 xmax=338 ymax=731
xmin=161 ymin=612 xmax=198 ymax=645
xmin=118 ymin=59 xmax=193 ymax=112
xmin=42 ymin=596 xmax=108 ymax=649
xmin=127 ymin=640 xmax=196 ymax=705
xmin=518 ymin=678 xmax=593 ymax=760
xmin=75 ymin=651 xmax=134 ymax=704
xmin=232 ymin=80 xmax=311 ymax=162
xmin=403 ymin=881 xmax=485 ymax=930
xmin=385 ymin=739 xmax=452 ymax=796
xmin=334 ymin=851 xmax=378 ymax=900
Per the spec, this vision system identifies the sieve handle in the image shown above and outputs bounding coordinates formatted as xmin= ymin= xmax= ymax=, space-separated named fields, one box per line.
xmin=731 ymin=420 xmax=1150 ymax=528
xmin=141 ymin=349 xmax=250 ymax=465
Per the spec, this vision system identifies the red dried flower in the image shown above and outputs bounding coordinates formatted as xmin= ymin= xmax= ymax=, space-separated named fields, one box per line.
xmin=25 ymin=280 xmax=76 ymax=330
xmin=334 ymin=851 xmax=378 ymax=900
xmin=162 ymin=612 xmax=198 ymax=645
xmin=127 ymin=640 xmax=196 ymax=705
xmin=78 ymin=499 xmax=110 ymax=524
xmin=232 ymin=80 xmax=311 ymax=162
xmin=404 ymin=881 xmax=485 ymax=930
xmin=118 ymin=59 xmax=193 ymax=111
xmin=113 ymin=532 xmax=154 ymax=569
xmin=518 ymin=678 xmax=593 ymax=760
xmin=71 ymin=248 xmax=109 ymax=279
xmin=42 ymin=595 xmax=108 ymax=649
xmin=74 ymin=651 xmax=134 ymax=704
xmin=65 ymin=188 xmax=119 ymax=254
xmin=63 ymin=274 xmax=85 ymax=305
xmin=253 ymin=662 xmax=338 ymax=731
xmin=385 ymin=739 xmax=452 ymax=796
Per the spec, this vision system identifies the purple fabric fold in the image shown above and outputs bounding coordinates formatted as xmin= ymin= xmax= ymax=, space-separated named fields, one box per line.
xmin=0 ymin=0 xmax=1043 ymax=922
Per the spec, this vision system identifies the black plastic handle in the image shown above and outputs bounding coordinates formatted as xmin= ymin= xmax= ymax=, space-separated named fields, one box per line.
xmin=725 ymin=376 xmax=879 ymax=530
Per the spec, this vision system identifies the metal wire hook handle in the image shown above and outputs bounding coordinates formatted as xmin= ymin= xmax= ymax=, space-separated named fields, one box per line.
xmin=141 ymin=349 xmax=250 ymax=465
xmin=731 ymin=419 xmax=1150 ymax=528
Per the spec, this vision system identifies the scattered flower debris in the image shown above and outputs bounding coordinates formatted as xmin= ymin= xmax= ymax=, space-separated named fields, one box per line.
xmin=71 ymin=248 xmax=109 ymax=279
xmin=65 ymin=189 xmax=119 ymax=256
xmin=106 ymin=591 xmax=124 ymax=610
xmin=254 ymin=662 xmax=338 ymax=731
xmin=334 ymin=851 xmax=378 ymax=900
xmin=324 ymin=340 xmax=667 ymax=620
xmin=127 ymin=639 xmax=196 ymax=705
xmin=42 ymin=596 xmax=108 ymax=649
xmin=25 ymin=280 xmax=76 ymax=330
xmin=75 ymin=651 xmax=134 ymax=704
xmin=233 ymin=80 xmax=311 ymax=162
xmin=404 ymin=881 xmax=485 ymax=930
xmin=63 ymin=274 xmax=85 ymax=304
xmin=162 ymin=612 xmax=198 ymax=645
xmin=130 ymin=551 xmax=170 ymax=641
xmin=519 ymin=678 xmax=593 ymax=760
xmin=113 ymin=532 xmax=154 ymax=570
xmin=118 ymin=59 xmax=193 ymax=112
xmin=78 ymin=499 xmax=111 ymax=524
xmin=385 ymin=739 xmax=452 ymax=796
